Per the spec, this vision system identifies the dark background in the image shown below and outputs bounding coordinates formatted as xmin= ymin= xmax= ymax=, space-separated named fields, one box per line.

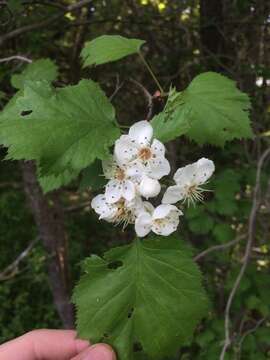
xmin=0 ymin=1 xmax=269 ymax=359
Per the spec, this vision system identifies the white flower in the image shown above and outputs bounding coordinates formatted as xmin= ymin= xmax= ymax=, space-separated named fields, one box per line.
xmin=139 ymin=175 xmax=161 ymax=199
xmin=91 ymin=194 xmax=143 ymax=228
xmin=114 ymin=120 xmax=170 ymax=180
xmin=162 ymin=158 xmax=215 ymax=206
xmin=135 ymin=204 xmax=183 ymax=237
xmin=103 ymin=157 xmax=140 ymax=204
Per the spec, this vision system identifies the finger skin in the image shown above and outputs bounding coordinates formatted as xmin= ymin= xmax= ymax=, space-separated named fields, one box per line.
xmin=71 ymin=344 xmax=116 ymax=360
xmin=0 ymin=329 xmax=90 ymax=360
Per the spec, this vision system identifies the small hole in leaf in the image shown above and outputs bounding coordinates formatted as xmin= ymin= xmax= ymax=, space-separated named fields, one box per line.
xmin=223 ymin=127 xmax=227 ymax=131
xmin=107 ymin=260 xmax=123 ymax=269
xmin=128 ymin=308 xmax=134 ymax=318
xmin=21 ymin=110 xmax=32 ymax=116
xmin=133 ymin=342 xmax=143 ymax=352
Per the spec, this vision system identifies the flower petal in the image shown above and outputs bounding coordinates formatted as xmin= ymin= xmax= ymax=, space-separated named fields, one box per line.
xmin=147 ymin=156 xmax=170 ymax=179
xmin=142 ymin=201 xmax=155 ymax=214
xmin=195 ymin=158 xmax=215 ymax=185
xmin=173 ymin=162 xmax=198 ymax=185
xmin=102 ymin=155 xmax=117 ymax=179
xmin=151 ymin=139 xmax=166 ymax=157
xmin=91 ymin=194 xmax=116 ymax=220
xmin=153 ymin=210 xmax=181 ymax=236
xmin=135 ymin=212 xmax=152 ymax=237
xmin=129 ymin=120 xmax=153 ymax=146
xmin=114 ymin=135 xmax=138 ymax=166
xmin=105 ymin=179 xmax=122 ymax=203
xmin=162 ymin=185 xmax=186 ymax=204
xmin=152 ymin=204 xmax=179 ymax=220
xmin=125 ymin=160 xmax=144 ymax=179
xmin=122 ymin=180 xmax=136 ymax=201
xmin=139 ymin=176 xmax=161 ymax=199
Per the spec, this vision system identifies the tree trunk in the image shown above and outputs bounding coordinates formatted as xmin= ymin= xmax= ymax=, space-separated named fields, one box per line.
xmin=21 ymin=161 xmax=74 ymax=329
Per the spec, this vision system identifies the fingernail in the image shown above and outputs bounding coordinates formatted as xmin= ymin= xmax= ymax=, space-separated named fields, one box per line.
xmin=75 ymin=339 xmax=90 ymax=353
xmin=81 ymin=343 xmax=116 ymax=360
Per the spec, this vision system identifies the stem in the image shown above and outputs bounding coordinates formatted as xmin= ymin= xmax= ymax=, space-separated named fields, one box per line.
xmin=138 ymin=52 xmax=165 ymax=95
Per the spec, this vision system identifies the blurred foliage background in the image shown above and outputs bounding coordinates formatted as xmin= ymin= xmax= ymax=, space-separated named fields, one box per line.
xmin=0 ymin=0 xmax=269 ymax=359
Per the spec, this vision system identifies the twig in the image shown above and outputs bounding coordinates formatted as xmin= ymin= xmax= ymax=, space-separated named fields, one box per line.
xmin=0 ymin=55 xmax=32 ymax=63
xmin=0 ymin=238 xmax=38 ymax=281
xmin=0 ymin=0 xmax=93 ymax=47
xmin=194 ymin=234 xmax=246 ymax=261
xmin=219 ymin=148 xmax=270 ymax=360
xmin=64 ymin=201 xmax=90 ymax=213
xmin=109 ymin=74 xmax=124 ymax=101
xmin=236 ymin=317 xmax=267 ymax=359
xmin=129 ymin=78 xmax=153 ymax=120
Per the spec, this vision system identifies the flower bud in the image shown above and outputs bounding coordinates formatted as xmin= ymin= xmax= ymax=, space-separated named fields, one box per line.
xmin=139 ymin=176 xmax=161 ymax=199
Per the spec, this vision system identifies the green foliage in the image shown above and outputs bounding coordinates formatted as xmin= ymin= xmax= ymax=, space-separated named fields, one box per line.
xmin=151 ymin=88 xmax=190 ymax=143
xmin=38 ymin=169 xmax=80 ymax=193
xmin=152 ymin=72 xmax=252 ymax=146
xmin=81 ymin=35 xmax=145 ymax=67
xmin=79 ymin=160 xmax=107 ymax=191
xmin=73 ymin=235 xmax=208 ymax=360
xmin=0 ymin=79 xmax=120 ymax=179
xmin=186 ymin=206 xmax=214 ymax=235
xmin=11 ymin=59 xmax=58 ymax=90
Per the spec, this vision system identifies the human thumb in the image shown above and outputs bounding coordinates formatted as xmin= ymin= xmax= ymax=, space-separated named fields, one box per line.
xmin=71 ymin=343 xmax=116 ymax=360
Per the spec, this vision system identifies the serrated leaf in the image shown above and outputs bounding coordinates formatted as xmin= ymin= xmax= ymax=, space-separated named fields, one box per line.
xmin=11 ymin=59 xmax=58 ymax=90
xmin=81 ymin=35 xmax=145 ymax=67
xmin=151 ymin=88 xmax=191 ymax=143
xmin=38 ymin=168 xmax=79 ymax=193
xmin=79 ymin=160 xmax=106 ymax=191
xmin=152 ymin=72 xmax=252 ymax=146
xmin=73 ymin=235 xmax=208 ymax=360
xmin=0 ymin=79 xmax=120 ymax=177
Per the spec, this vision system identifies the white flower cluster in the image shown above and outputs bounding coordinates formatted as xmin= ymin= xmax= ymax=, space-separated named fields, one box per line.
xmin=91 ymin=121 xmax=215 ymax=237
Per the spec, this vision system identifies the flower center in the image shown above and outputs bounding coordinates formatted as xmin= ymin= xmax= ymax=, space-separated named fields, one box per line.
xmin=138 ymin=147 xmax=152 ymax=161
xmin=184 ymin=185 xmax=204 ymax=205
xmin=115 ymin=168 xmax=125 ymax=181
xmin=113 ymin=199 xmax=135 ymax=228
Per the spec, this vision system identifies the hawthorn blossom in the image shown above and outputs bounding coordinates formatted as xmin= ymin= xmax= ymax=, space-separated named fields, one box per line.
xmin=114 ymin=120 xmax=170 ymax=180
xmin=135 ymin=204 xmax=183 ymax=237
xmin=139 ymin=175 xmax=161 ymax=199
xmin=103 ymin=157 xmax=137 ymax=203
xmin=162 ymin=158 xmax=215 ymax=206
xmin=91 ymin=194 xmax=143 ymax=228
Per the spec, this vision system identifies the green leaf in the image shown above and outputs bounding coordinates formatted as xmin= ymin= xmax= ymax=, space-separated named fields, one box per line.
xmin=11 ymin=59 xmax=58 ymax=90
xmin=79 ymin=160 xmax=107 ymax=191
xmin=212 ymin=224 xmax=235 ymax=243
xmin=0 ymin=79 xmax=120 ymax=177
xmin=152 ymin=72 xmax=252 ymax=146
xmin=38 ymin=169 xmax=79 ymax=193
xmin=151 ymin=88 xmax=191 ymax=143
xmin=186 ymin=206 xmax=214 ymax=235
xmin=81 ymin=35 xmax=145 ymax=67
xmin=73 ymin=235 xmax=209 ymax=360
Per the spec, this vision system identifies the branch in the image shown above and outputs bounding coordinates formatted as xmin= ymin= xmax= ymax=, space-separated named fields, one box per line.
xmin=0 ymin=55 xmax=32 ymax=63
xmin=0 ymin=0 xmax=93 ymax=47
xmin=109 ymin=74 xmax=125 ymax=101
xmin=0 ymin=238 xmax=38 ymax=281
xmin=194 ymin=234 xmax=246 ymax=262
xmin=129 ymin=78 xmax=154 ymax=120
xmin=219 ymin=147 xmax=270 ymax=360
xmin=237 ymin=317 xmax=267 ymax=359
